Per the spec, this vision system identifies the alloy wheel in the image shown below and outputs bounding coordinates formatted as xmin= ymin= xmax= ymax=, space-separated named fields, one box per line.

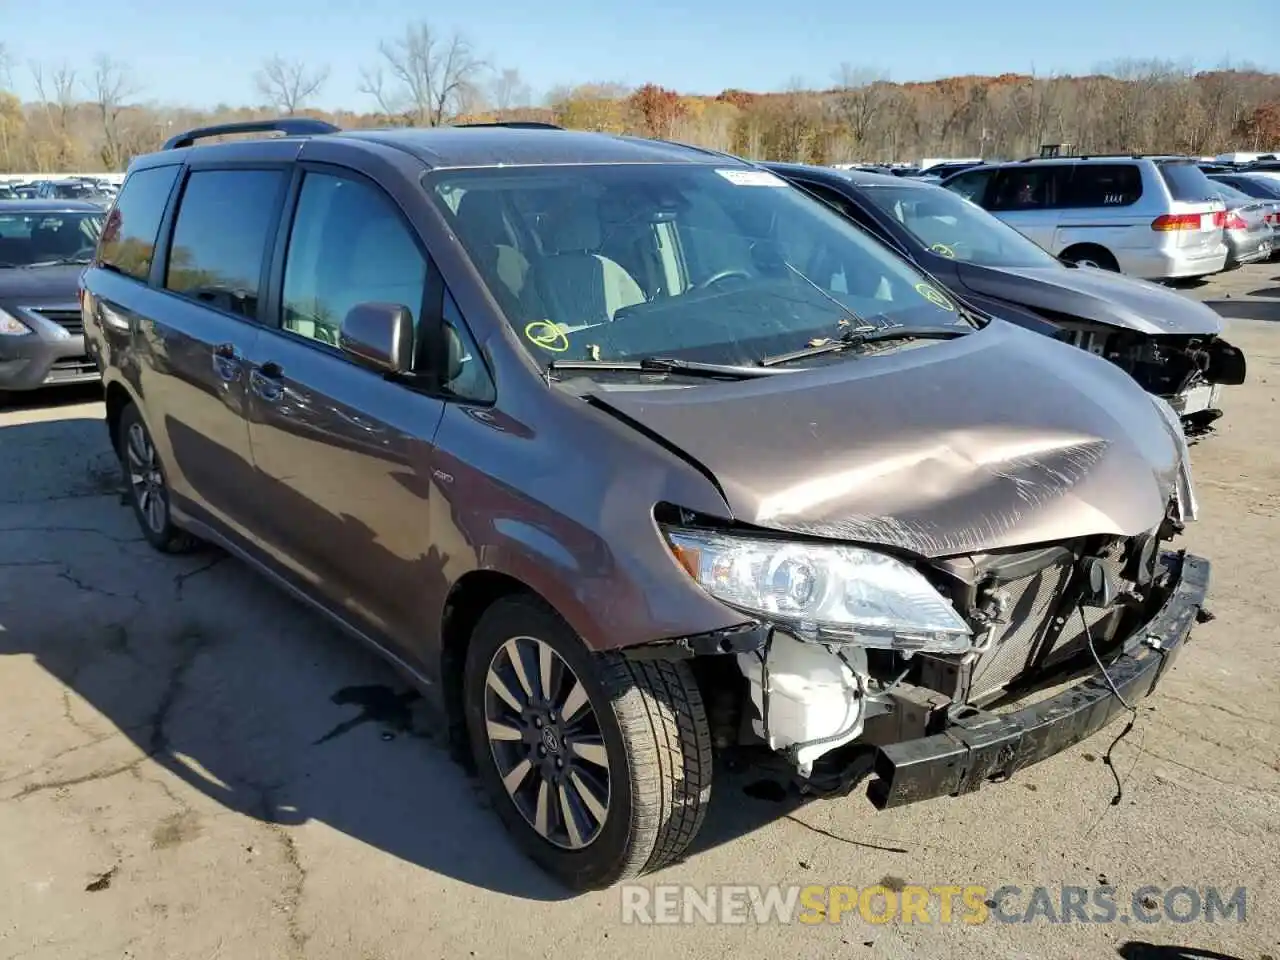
xmin=483 ymin=636 xmax=611 ymax=850
xmin=126 ymin=422 xmax=167 ymax=534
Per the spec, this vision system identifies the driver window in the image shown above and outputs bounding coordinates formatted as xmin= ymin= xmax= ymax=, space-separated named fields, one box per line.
xmin=282 ymin=173 xmax=428 ymax=348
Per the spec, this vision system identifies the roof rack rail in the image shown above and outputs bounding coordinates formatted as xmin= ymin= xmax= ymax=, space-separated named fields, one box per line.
xmin=449 ymin=121 xmax=563 ymax=130
xmin=162 ymin=118 xmax=341 ymax=150
xmin=1019 ymin=152 xmax=1143 ymax=162
xmin=1018 ymin=152 xmax=1193 ymax=163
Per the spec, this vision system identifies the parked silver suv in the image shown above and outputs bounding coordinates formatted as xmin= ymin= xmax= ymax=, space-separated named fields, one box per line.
xmin=942 ymin=156 xmax=1228 ymax=281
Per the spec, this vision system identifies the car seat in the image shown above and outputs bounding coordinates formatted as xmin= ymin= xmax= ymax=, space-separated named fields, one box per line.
xmin=454 ymin=190 xmax=531 ymax=310
xmin=529 ymin=197 xmax=646 ymax=327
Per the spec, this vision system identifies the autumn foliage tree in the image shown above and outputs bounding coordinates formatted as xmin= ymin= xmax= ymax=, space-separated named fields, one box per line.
xmin=1234 ymin=102 xmax=1280 ymax=150
xmin=627 ymin=84 xmax=686 ymax=139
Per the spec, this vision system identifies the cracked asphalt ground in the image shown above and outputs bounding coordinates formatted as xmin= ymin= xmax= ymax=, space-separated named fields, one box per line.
xmin=2 ymin=263 xmax=1279 ymax=960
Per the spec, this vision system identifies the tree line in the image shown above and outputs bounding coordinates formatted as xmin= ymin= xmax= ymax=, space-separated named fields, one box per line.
xmin=2 ymin=24 xmax=1279 ymax=174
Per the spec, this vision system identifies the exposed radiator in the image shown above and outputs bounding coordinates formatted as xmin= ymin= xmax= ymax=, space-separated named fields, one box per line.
xmin=967 ymin=559 xmax=1072 ymax=703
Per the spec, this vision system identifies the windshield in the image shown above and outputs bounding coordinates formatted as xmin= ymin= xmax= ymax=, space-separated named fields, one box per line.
xmin=428 ymin=164 xmax=969 ymax=367
xmin=0 ymin=211 xmax=104 ymax=266
xmin=859 ymin=183 xmax=1061 ymax=269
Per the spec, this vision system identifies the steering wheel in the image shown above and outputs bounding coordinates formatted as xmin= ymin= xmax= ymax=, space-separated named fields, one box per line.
xmin=695 ymin=268 xmax=753 ymax=291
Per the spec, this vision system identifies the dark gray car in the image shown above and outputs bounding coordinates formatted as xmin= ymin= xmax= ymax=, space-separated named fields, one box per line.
xmin=81 ymin=119 xmax=1211 ymax=892
xmin=765 ymin=164 xmax=1247 ymax=433
xmin=0 ymin=199 xmax=104 ymax=397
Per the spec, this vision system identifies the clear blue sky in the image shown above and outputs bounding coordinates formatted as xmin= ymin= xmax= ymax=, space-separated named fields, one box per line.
xmin=5 ymin=0 xmax=1277 ymax=110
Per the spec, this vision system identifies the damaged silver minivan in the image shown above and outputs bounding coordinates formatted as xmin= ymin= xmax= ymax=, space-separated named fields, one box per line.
xmin=85 ymin=122 xmax=1212 ymax=894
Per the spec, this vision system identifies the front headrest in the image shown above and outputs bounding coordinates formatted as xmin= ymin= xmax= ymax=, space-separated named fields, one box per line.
xmin=456 ymin=190 xmax=516 ymax=249
xmin=541 ymin=198 xmax=602 ymax=254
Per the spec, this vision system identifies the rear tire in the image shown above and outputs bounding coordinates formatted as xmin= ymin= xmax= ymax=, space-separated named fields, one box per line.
xmin=1060 ymin=245 xmax=1119 ymax=272
xmin=116 ymin=402 xmax=202 ymax=554
xmin=463 ymin=595 xmax=712 ymax=891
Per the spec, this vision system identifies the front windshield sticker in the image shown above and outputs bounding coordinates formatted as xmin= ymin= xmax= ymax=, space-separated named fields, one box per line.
xmin=914 ymin=283 xmax=955 ymax=311
xmin=524 ymin=320 xmax=570 ymax=352
xmin=715 ymin=169 xmax=787 ymax=187
xmin=929 ymin=242 xmax=957 ymax=258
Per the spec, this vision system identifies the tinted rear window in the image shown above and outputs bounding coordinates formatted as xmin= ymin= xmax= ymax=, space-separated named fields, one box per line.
xmin=164 ymin=169 xmax=286 ymax=319
xmin=1063 ymin=164 xmax=1142 ymax=207
xmin=98 ymin=165 xmax=181 ymax=281
xmin=1158 ymin=162 xmax=1217 ymax=202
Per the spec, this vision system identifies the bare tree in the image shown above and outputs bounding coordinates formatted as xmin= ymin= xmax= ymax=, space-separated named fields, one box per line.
xmin=85 ymin=56 xmax=139 ymax=170
xmin=0 ymin=45 xmax=12 ymax=90
xmin=490 ymin=68 xmax=531 ymax=112
xmin=359 ymin=22 xmax=487 ymax=126
xmin=832 ymin=64 xmax=891 ymax=155
xmin=254 ymin=55 xmax=330 ymax=115
xmin=31 ymin=61 xmax=78 ymax=134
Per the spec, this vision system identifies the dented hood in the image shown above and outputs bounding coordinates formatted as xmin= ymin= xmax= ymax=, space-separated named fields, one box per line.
xmin=589 ymin=322 xmax=1185 ymax=558
xmin=957 ymin=262 xmax=1223 ymax=336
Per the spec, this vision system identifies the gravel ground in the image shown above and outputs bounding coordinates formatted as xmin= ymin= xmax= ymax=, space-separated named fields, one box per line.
xmin=2 ymin=262 xmax=1278 ymax=960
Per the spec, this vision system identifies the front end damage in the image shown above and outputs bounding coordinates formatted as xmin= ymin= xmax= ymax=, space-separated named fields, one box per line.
xmin=1054 ymin=324 xmax=1246 ymax=435
xmin=642 ymin=497 xmax=1209 ymax=808
xmin=594 ymin=318 xmax=1215 ymax=808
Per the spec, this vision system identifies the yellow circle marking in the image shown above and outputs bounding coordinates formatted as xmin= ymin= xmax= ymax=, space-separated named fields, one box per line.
xmin=915 ymin=283 xmax=955 ymax=311
xmin=524 ymin=320 xmax=569 ymax=353
xmin=930 ymin=243 xmax=956 ymax=258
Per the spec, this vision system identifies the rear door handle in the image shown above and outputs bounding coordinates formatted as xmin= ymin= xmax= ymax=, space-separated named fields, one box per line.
xmin=250 ymin=361 xmax=285 ymax=402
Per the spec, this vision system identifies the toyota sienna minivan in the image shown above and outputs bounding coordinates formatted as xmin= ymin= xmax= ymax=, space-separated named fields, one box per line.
xmin=82 ymin=119 xmax=1212 ymax=892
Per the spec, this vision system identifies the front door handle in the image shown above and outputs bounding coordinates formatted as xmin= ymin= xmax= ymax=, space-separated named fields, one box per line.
xmin=250 ymin=361 xmax=285 ymax=402
xmin=211 ymin=342 xmax=241 ymax=382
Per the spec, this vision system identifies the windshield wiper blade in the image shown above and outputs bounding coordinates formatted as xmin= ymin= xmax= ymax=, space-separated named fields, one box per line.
xmin=778 ymin=258 xmax=877 ymax=330
xmin=26 ymin=257 xmax=93 ymax=267
xmin=547 ymin=356 xmax=788 ymax=380
xmin=758 ymin=324 xmax=973 ymax=367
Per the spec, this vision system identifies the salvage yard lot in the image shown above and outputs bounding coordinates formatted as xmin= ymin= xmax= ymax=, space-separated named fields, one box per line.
xmin=2 ymin=264 xmax=1278 ymax=960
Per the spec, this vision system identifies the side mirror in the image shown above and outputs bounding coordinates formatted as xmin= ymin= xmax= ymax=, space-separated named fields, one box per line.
xmin=340 ymin=302 xmax=415 ymax=374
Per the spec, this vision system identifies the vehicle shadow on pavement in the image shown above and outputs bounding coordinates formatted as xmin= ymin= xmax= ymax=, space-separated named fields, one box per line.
xmin=0 ymin=411 xmax=849 ymax=901
xmin=1202 ymin=271 xmax=1280 ymax=322
xmin=1116 ymin=942 xmax=1245 ymax=960
xmin=0 ymin=415 xmax=573 ymax=901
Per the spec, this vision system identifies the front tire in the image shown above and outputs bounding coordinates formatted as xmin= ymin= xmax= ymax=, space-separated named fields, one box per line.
xmin=464 ymin=595 xmax=712 ymax=891
xmin=116 ymin=402 xmax=202 ymax=554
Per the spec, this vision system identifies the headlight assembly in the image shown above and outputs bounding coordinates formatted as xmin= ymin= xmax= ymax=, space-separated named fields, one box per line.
xmin=664 ymin=528 xmax=972 ymax=654
xmin=0 ymin=307 xmax=32 ymax=336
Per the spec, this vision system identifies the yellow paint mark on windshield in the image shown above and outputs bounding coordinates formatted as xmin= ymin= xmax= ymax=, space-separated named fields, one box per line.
xmin=914 ymin=283 xmax=955 ymax=311
xmin=929 ymin=243 xmax=956 ymax=258
xmin=524 ymin=320 xmax=569 ymax=353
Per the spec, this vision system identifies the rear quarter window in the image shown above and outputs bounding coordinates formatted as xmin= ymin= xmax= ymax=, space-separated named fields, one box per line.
xmin=1158 ymin=163 xmax=1218 ymax=203
xmin=1062 ymin=163 xmax=1143 ymax=208
xmin=98 ymin=165 xmax=181 ymax=281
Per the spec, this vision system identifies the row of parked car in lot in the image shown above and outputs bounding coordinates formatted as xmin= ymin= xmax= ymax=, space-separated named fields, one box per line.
xmin=849 ymin=153 xmax=1280 ymax=275
xmin=0 ymin=175 xmax=119 ymax=207
xmin=0 ymin=118 xmax=1244 ymax=890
